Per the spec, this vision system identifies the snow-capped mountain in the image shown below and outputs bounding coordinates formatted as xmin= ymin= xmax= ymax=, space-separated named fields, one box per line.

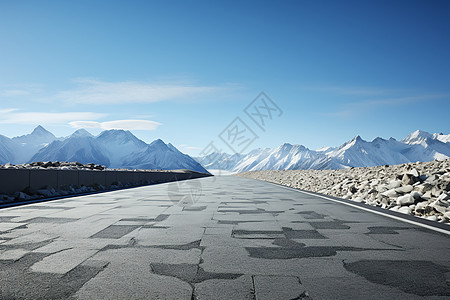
xmin=11 ymin=125 xmax=57 ymax=163
xmin=31 ymin=136 xmax=110 ymax=166
xmin=70 ymin=129 xmax=94 ymax=138
xmin=0 ymin=134 xmax=16 ymax=164
xmin=197 ymin=130 xmax=450 ymax=173
xmin=401 ymin=130 xmax=450 ymax=161
xmin=96 ymin=130 xmax=147 ymax=168
xmin=197 ymin=151 xmax=247 ymax=171
xmin=322 ymin=136 xmax=411 ymax=167
xmin=0 ymin=126 xmax=208 ymax=173
xmin=123 ymin=139 xmax=208 ymax=173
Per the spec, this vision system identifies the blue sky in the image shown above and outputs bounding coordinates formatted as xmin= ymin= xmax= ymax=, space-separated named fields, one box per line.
xmin=0 ymin=0 xmax=449 ymax=155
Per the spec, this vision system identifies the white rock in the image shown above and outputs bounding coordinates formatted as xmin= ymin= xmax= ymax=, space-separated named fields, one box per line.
xmin=353 ymin=197 xmax=364 ymax=203
xmin=395 ymin=185 xmax=414 ymax=194
xmin=408 ymin=168 xmax=420 ymax=177
xmin=396 ymin=194 xmax=415 ymax=206
xmin=398 ymin=206 xmax=412 ymax=215
xmin=382 ymin=189 xmax=398 ymax=198
xmin=414 ymin=201 xmax=429 ymax=212
xmin=387 ymin=180 xmax=402 ymax=189
xmin=437 ymin=192 xmax=450 ymax=201
xmin=443 ymin=211 xmax=450 ymax=221
xmin=429 ymin=199 xmax=449 ymax=214
xmin=425 ymin=215 xmax=438 ymax=221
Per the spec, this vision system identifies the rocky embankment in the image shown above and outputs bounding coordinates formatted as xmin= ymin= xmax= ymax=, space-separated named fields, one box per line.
xmin=238 ymin=159 xmax=450 ymax=224
xmin=1 ymin=161 xmax=106 ymax=170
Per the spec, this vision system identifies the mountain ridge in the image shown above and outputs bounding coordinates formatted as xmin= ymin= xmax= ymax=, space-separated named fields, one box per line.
xmin=0 ymin=126 xmax=208 ymax=173
xmin=196 ymin=130 xmax=450 ymax=173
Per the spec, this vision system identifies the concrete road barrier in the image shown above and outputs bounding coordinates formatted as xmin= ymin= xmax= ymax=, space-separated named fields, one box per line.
xmin=0 ymin=168 xmax=211 ymax=195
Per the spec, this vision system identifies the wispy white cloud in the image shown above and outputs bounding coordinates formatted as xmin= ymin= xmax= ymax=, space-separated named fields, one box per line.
xmin=55 ymin=79 xmax=235 ymax=105
xmin=69 ymin=120 xmax=161 ymax=131
xmin=0 ymin=83 xmax=45 ymax=98
xmin=327 ymin=94 xmax=446 ymax=117
xmin=0 ymin=109 xmax=105 ymax=125
xmin=1 ymin=89 xmax=32 ymax=97
xmin=300 ymin=85 xmax=403 ymax=96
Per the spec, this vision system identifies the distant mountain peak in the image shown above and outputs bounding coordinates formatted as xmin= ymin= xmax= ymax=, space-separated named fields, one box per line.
xmin=13 ymin=125 xmax=56 ymax=143
xmin=149 ymin=138 xmax=167 ymax=148
xmin=353 ymin=135 xmax=363 ymax=142
xmin=97 ymin=129 xmax=147 ymax=146
xmin=71 ymin=129 xmax=93 ymax=138
xmin=32 ymin=125 xmax=46 ymax=133
xmin=402 ymin=130 xmax=433 ymax=145
xmin=30 ymin=125 xmax=54 ymax=137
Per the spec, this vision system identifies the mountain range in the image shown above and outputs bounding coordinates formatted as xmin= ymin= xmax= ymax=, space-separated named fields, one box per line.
xmin=0 ymin=126 xmax=208 ymax=173
xmin=196 ymin=130 xmax=450 ymax=173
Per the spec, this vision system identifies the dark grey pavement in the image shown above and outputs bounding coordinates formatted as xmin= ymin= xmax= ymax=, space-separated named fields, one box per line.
xmin=0 ymin=176 xmax=449 ymax=299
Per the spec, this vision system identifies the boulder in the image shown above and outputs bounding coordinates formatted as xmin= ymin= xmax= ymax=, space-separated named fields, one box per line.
xmin=443 ymin=211 xmax=450 ymax=222
xmin=15 ymin=192 xmax=31 ymax=201
xmin=401 ymin=173 xmax=416 ymax=186
xmin=408 ymin=168 xmax=420 ymax=178
xmin=396 ymin=194 xmax=415 ymax=206
xmin=395 ymin=185 xmax=414 ymax=194
xmin=437 ymin=192 xmax=450 ymax=201
xmin=425 ymin=215 xmax=438 ymax=221
xmin=415 ymin=183 xmax=432 ymax=193
xmin=387 ymin=180 xmax=402 ymax=189
xmin=398 ymin=206 xmax=412 ymax=215
xmin=411 ymin=191 xmax=423 ymax=201
xmin=382 ymin=189 xmax=398 ymax=198
xmin=36 ymin=189 xmax=53 ymax=197
xmin=414 ymin=201 xmax=429 ymax=213
xmin=429 ymin=199 xmax=448 ymax=214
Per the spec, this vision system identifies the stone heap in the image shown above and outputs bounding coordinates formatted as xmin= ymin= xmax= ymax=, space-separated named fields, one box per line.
xmin=238 ymin=159 xmax=450 ymax=224
xmin=0 ymin=161 xmax=106 ymax=170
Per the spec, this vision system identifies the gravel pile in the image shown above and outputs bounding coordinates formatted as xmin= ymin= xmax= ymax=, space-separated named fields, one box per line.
xmin=238 ymin=159 xmax=450 ymax=224
xmin=1 ymin=161 xmax=106 ymax=170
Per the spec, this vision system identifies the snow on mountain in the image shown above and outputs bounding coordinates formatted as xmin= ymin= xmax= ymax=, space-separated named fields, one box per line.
xmin=401 ymin=130 xmax=434 ymax=145
xmin=11 ymin=125 xmax=57 ymax=163
xmin=207 ymin=144 xmax=345 ymax=173
xmin=195 ymin=152 xmax=247 ymax=171
xmin=70 ymin=129 xmax=94 ymax=138
xmin=433 ymin=133 xmax=450 ymax=143
xmin=198 ymin=130 xmax=450 ymax=172
xmin=0 ymin=125 xmax=207 ymax=173
xmin=30 ymin=136 xmax=110 ymax=166
xmin=96 ymin=130 xmax=148 ymax=168
xmin=316 ymin=146 xmax=334 ymax=152
xmin=401 ymin=130 xmax=450 ymax=161
xmin=123 ymin=139 xmax=208 ymax=173
xmin=1 ymin=127 xmax=448 ymax=173
xmin=0 ymin=134 xmax=16 ymax=164
xmin=235 ymin=144 xmax=316 ymax=172
xmin=323 ymin=136 xmax=410 ymax=167
xmin=231 ymin=144 xmax=346 ymax=172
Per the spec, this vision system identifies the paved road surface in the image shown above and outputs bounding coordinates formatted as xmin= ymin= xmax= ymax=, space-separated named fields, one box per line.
xmin=0 ymin=176 xmax=449 ymax=299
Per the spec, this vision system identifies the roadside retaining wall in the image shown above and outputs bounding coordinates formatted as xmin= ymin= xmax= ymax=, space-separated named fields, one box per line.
xmin=0 ymin=169 xmax=210 ymax=194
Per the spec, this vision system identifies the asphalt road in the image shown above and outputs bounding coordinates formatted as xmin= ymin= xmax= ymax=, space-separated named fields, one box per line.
xmin=0 ymin=176 xmax=449 ymax=299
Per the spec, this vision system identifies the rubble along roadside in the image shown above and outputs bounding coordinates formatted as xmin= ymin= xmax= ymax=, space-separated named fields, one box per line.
xmin=237 ymin=159 xmax=450 ymax=224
